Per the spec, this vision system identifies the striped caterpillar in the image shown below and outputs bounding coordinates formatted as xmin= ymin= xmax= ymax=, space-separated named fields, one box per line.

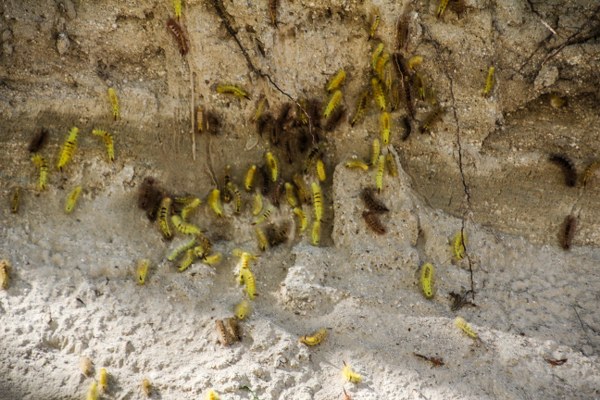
xmin=107 ymin=88 xmax=120 ymax=120
xmin=326 ymin=69 xmax=347 ymax=92
xmin=549 ymin=154 xmax=577 ymax=187
xmin=158 ymin=197 xmax=173 ymax=240
xmin=419 ymin=263 xmax=434 ymax=299
xmin=57 ymin=127 xmax=79 ymax=171
xmin=375 ymin=154 xmax=385 ymax=193
xmin=362 ymin=211 xmax=386 ymax=235
xmin=350 ymin=89 xmax=369 ymax=127
xmin=92 ymin=129 xmax=114 ymax=162
xmin=171 ymin=215 xmax=202 ymax=235
xmin=561 ymin=215 xmax=576 ymax=250
xmin=454 ymin=316 xmax=478 ymax=339
xmin=311 ymin=181 xmax=323 ymax=222
xmin=299 ymin=328 xmax=328 ymax=346
xmin=32 ymin=154 xmax=48 ymax=191
xmin=323 ymin=90 xmax=343 ymax=119
xmin=180 ymin=197 xmax=201 ymax=220
xmin=166 ymin=18 xmax=189 ymax=55
xmin=360 ymin=187 xmax=389 ymax=213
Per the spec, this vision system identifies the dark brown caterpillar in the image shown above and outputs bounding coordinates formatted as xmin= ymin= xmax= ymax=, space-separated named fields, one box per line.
xmin=561 ymin=215 xmax=576 ymax=250
xmin=28 ymin=128 xmax=49 ymax=153
xmin=166 ymin=18 xmax=189 ymax=55
xmin=362 ymin=211 xmax=386 ymax=234
xmin=266 ymin=222 xmax=289 ymax=247
xmin=137 ymin=177 xmax=164 ymax=221
xmin=549 ymin=154 xmax=577 ymax=187
xmin=361 ymin=187 xmax=389 ymax=213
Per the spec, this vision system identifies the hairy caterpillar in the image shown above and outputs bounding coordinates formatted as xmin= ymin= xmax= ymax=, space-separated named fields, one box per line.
xmin=345 ymin=160 xmax=370 ymax=171
xmin=299 ymin=328 xmax=328 ymax=346
xmin=31 ymin=154 xmax=48 ymax=190
xmin=549 ymin=154 xmax=577 ymax=187
xmin=255 ymin=226 xmax=269 ymax=251
xmin=293 ymin=174 xmax=312 ymax=204
xmin=216 ymin=84 xmax=250 ymax=99
xmin=98 ymin=368 xmax=109 ymax=392
xmin=265 ymin=151 xmax=279 ymax=182
xmin=233 ymin=249 xmax=257 ymax=270
xmin=177 ymin=249 xmax=196 ymax=272
xmin=350 ymin=89 xmax=369 ymax=126
xmin=454 ymin=316 xmax=478 ymax=339
xmin=202 ymin=252 xmax=222 ymax=265
xmin=245 ymin=164 xmax=257 ymax=191
xmin=419 ymin=106 xmax=444 ymax=133
xmin=57 ymin=127 xmax=79 ymax=171
xmin=311 ymin=181 xmax=323 ymax=222
xmin=376 ymin=154 xmax=385 ymax=193
xmin=205 ymin=389 xmax=220 ymax=400
xmin=136 ymin=259 xmax=150 ymax=285
xmin=436 ymin=0 xmax=450 ymax=18
xmin=316 ymin=159 xmax=326 ymax=182
xmin=65 ymin=185 xmax=82 ymax=214
xmin=253 ymin=204 xmax=274 ymax=225
xmin=252 ymin=191 xmax=263 ymax=216
xmin=173 ymin=0 xmax=182 ymax=18
xmin=370 ymin=138 xmax=381 ymax=166
xmin=371 ymin=77 xmax=386 ymax=111
xmin=452 ymin=231 xmax=467 ymax=260
xmin=342 ymin=362 xmax=362 ymax=384
xmin=386 ymin=153 xmax=398 ymax=177
xmin=326 ymin=69 xmax=347 ymax=92
xmin=361 ymin=187 xmax=389 ymax=213
xmin=208 ymin=189 xmax=224 ymax=217
xmin=323 ymin=89 xmax=343 ymax=119
xmin=374 ymin=51 xmax=390 ymax=82
xmin=240 ymin=267 xmax=257 ymax=299
xmin=407 ymin=55 xmax=423 ymax=71
xmin=420 ymin=263 xmax=434 ymax=299
xmin=166 ymin=18 xmax=189 ymax=55
xmin=0 ymin=259 xmax=10 ymax=290
xmin=28 ymin=128 xmax=49 ymax=153
xmin=86 ymin=381 xmax=98 ymax=400
xmin=561 ymin=215 xmax=576 ymax=250
xmin=10 ymin=187 xmax=20 ymax=214
xmin=226 ymin=182 xmax=242 ymax=214
xmin=79 ymin=356 xmax=93 ymax=377
xmin=482 ymin=66 xmax=495 ymax=97
xmin=311 ymin=220 xmax=321 ymax=246
xmin=235 ymin=299 xmax=251 ymax=320
xmin=92 ymin=129 xmax=114 ymax=162
xmin=180 ymin=197 xmax=201 ymax=220
xmin=362 ymin=211 xmax=386 ymax=235
xmin=285 ymin=182 xmax=298 ymax=208
xmin=380 ymin=112 xmax=391 ymax=145
xmin=171 ymin=215 xmax=202 ymax=235
xmin=369 ymin=10 xmax=380 ymax=40
xmin=293 ymin=207 xmax=308 ymax=232
xmin=141 ymin=378 xmax=152 ymax=396
xmin=167 ymin=237 xmax=196 ymax=261
xmin=371 ymin=43 xmax=385 ymax=70
xmin=107 ymin=88 xmax=120 ymax=120
xmin=158 ymin=197 xmax=174 ymax=240
xmin=582 ymin=161 xmax=600 ymax=186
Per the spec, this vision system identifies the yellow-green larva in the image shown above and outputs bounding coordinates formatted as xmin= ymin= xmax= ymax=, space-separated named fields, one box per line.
xmin=452 ymin=231 xmax=467 ymax=260
xmin=65 ymin=185 xmax=82 ymax=214
xmin=419 ymin=263 xmax=434 ymax=299
xmin=323 ymin=90 xmax=343 ymax=119
xmin=454 ymin=316 xmax=478 ymax=339
xmin=326 ymin=69 xmax=347 ymax=92
xmin=57 ymin=127 xmax=79 ymax=171
xmin=158 ymin=197 xmax=174 ymax=240
xmin=107 ymin=88 xmax=120 ymax=120
xmin=136 ymin=259 xmax=150 ymax=285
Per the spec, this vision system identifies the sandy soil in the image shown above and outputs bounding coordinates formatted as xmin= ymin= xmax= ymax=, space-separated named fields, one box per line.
xmin=1 ymin=0 xmax=599 ymax=399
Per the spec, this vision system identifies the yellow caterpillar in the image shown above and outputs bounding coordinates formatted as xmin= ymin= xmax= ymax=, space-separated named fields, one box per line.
xmin=173 ymin=0 xmax=182 ymax=18
xmin=244 ymin=164 xmax=257 ymax=191
xmin=208 ymin=189 xmax=223 ymax=217
xmin=226 ymin=182 xmax=242 ymax=214
xmin=371 ymin=77 xmax=386 ymax=111
xmin=374 ymin=51 xmax=390 ymax=82
xmin=316 ymin=159 xmax=326 ymax=182
xmin=326 ymin=69 xmax=347 ymax=92
xmin=178 ymin=249 xmax=196 ymax=272
xmin=371 ymin=42 xmax=385 ymax=70
xmin=371 ymin=138 xmax=380 ymax=166
xmin=408 ymin=55 xmax=423 ymax=71
xmin=31 ymin=154 xmax=48 ymax=190
xmin=65 ymin=185 xmax=82 ymax=214
xmin=92 ymin=129 xmax=114 ymax=162
xmin=380 ymin=112 xmax=391 ymax=145
xmin=369 ymin=11 xmax=380 ymax=40
xmin=86 ymin=381 xmax=98 ymax=400
xmin=216 ymin=84 xmax=250 ymax=99
xmin=234 ymin=299 xmax=251 ymax=320
xmin=299 ymin=328 xmax=328 ymax=346
xmin=436 ymin=0 xmax=450 ymax=18
xmin=265 ymin=151 xmax=279 ymax=182
xmin=171 ymin=215 xmax=202 ymax=235
xmin=167 ymin=237 xmax=196 ymax=261
xmin=293 ymin=207 xmax=308 ymax=232
xmin=233 ymin=249 xmax=256 ymax=270
xmin=193 ymin=244 xmax=210 ymax=259
xmin=141 ymin=378 xmax=152 ymax=397
xmin=311 ymin=220 xmax=321 ymax=246
xmin=311 ymin=181 xmax=323 ymax=222
xmin=376 ymin=154 xmax=385 ymax=193
xmin=452 ymin=231 xmax=467 ymax=260
xmin=345 ymin=160 xmax=369 ymax=171
xmin=252 ymin=191 xmax=263 ymax=216
xmin=239 ymin=267 xmax=256 ymax=299
xmin=98 ymin=368 xmax=109 ymax=392
xmin=202 ymin=252 xmax=222 ymax=265
xmin=323 ymin=89 xmax=343 ymax=119
xmin=350 ymin=89 xmax=369 ymax=127
xmin=255 ymin=226 xmax=268 ymax=251
xmin=342 ymin=362 xmax=362 ymax=384
xmin=158 ymin=197 xmax=173 ymax=240
xmin=253 ymin=204 xmax=274 ymax=225
xmin=482 ymin=66 xmax=495 ymax=97
xmin=420 ymin=263 xmax=434 ymax=299
xmin=386 ymin=153 xmax=398 ymax=177
xmin=57 ymin=127 xmax=79 ymax=171
xmin=180 ymin=197 xmax=201 ymax=220
xmin=285 ymin=182 xmax=298 ymax=208
xmin=136 ymin=259 xmax=150 ymax=285
xmin=454 ymin=316 xmax=478 ymax=339
xmin=107 ymin=88 xmax=120 ymax=120
xmin=205 ymin=389 xmax=220 ymax=400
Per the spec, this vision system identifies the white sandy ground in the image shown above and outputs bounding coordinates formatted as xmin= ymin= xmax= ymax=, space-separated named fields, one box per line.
xmin=1 ymin=155 xmax=599 ymax=400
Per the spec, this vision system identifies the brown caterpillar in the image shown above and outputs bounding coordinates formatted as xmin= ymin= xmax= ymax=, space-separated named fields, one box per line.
xmin=582 ymin=161 xmax=600 ymax=186
xmin=549 ymin=154 xmax=577 ymax=187
xmin=561 ymin=215 xmax=576 ymax=250
xmin=28 ymin=128 xmax=49 ymax=153
xmin=166 ymin=18 xmax=189 ymax=55
xmin=362 ymin=211 xmax=386 ymax=234
xmin=360 ymin=187 xmax=389 ymax=213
